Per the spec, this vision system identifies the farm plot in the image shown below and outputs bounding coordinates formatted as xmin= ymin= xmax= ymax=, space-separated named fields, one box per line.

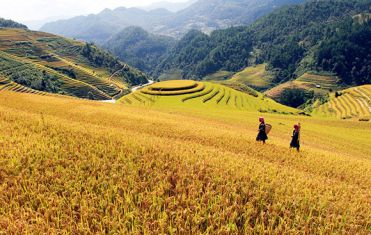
xmin=0 ymin=91 xmax=370 ymax=234
xmin=312 ymin=85 xmax=371 ymax=119
xmin=119 ymin=80 xmax=298 ymax=114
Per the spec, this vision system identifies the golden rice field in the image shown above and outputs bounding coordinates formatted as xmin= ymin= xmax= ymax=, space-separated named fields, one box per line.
xmin=0 ymin=90 xmax=370 ymax=234
xmin=141 ymin=80 xmax=206 ymax=96
xmin=295 ymin=73 xmax=340 ymax=91
xmin=313 ymin=85 xmax=371 ymax=119
xmin=226 ymin=64 xmax=273 ymax=90
xmin=265 ymin=73 xmax=341 ymax=100
xmin=120 ymin=80 xmax=298 ymax=114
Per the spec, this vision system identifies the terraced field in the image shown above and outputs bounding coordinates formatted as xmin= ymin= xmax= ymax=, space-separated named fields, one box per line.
xmin=0 ymin=91 xmax=370 ymax=233
xmin=265 ymin=73 xmax=342 ymax=100
xmin=312 ymin=85 xmax=371 ymax=119
xmin=120 ymin=80 xmax=298 ymax=114
xmin=0 ymin=51 xmax=112 ymax=100
xmin=0 ymin=76 xmax=47 ymax=95
xmin=295 ymin=73 xmax=341 ymax=91
xmin=223 ymin=64 xmax=274 ymax=91
xmin=0 ymin=28 xmax=148 ymax=99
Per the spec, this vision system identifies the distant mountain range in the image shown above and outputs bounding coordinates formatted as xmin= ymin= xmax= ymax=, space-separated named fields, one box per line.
xmin=140 ymin=0 xmax=197 ymax=12
xmin=103 ymin=0 xmax=370 ymax=90
xmin=156 ymin=0 xmax=305 ymax=37
xmin=41 ymin=8 xmax=174 ymax=44
xmin=40 ymin=0 xmax=305 ymax=42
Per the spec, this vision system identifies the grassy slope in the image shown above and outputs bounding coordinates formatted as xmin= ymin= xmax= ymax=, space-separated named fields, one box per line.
xmin=312 ymin=84 xmax=371 ymax=119
xmin=0 ymin=28 xmax=143 ymax=99
xmin=203 ymin=70 xmax=234 ymax=81
xmin=0 ymin=90 xmax=369 ymax=233
xmin=225 ymin=64 xmax=274 ymax=91
xmin=120 ymin=82 xmax=298 ymax=114
xmin=265 ymin=73 xmax=342 ymax=100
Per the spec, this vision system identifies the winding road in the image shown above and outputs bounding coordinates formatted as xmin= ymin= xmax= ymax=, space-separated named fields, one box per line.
xmin=131 ymin=79 xmax=155 ymax=92
xmin=100 ymin=79 xmax=155 ymax=104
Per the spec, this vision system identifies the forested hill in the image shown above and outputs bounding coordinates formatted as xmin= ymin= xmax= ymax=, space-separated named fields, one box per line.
xmin=154 ymin=0 xmax=370 ymax=85
xmin=105 ymin=26 xmax=175 ymax=74
xmin=0 ymin=18 xmax=27 ymax=29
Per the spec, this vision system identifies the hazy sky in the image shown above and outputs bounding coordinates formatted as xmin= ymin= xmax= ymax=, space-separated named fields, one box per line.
xmin=0 ymin=0 xmax=187 ymax=22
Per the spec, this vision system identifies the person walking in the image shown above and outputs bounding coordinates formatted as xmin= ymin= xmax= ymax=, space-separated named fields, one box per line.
xmin=256 ymin=117 xmax=268 ymax=144
xmin=290 ymin=124 xmax=301 ymax=152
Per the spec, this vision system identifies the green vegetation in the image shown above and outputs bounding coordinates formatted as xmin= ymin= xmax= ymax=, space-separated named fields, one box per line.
xmin=0 ymin=28 xmax=149 ymax=99
xmin=314 ymin=17 xmax=370 ymax=85
xmin=155 ymin=27 xmax=252 ymax=79
xmin=105 ymin=26 xmax=175 ymax=74
xmin=154 ymin=0 xmax=369 ymax=86
xmin=279 ymin=88 xmax=315 ymax=108
xmin=0 ymin=76 xmax=49 ymax=96
xmin=265 ymin=73 xmax=343 ymax=108
xmin=0 ymin=18 xmax=27 ymax=29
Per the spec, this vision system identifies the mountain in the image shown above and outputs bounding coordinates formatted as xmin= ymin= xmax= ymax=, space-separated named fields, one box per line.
xmin=154 ymin=0 xmax=370 ymax=86
xmin=23 ymin=16 xmax=72 ymax=30
xmin=105 ymin=26 xmax=175 ymax=74
xmin=0 ymin=28 xmax=148 ymax=100
xmin=40 ymin=8 xmax=174 ymax=44
xmin=157 ymin=0 xmax=305 ymax=37
xmin=140 ymin=0 xmax=197 ymax=12
xmin=40 ymin=0 xmax=305 ymax=41
xmin=154 ymin=27 xmax=252 ymax=79
xmin=0 ymin=18 xmax=28 ymax=29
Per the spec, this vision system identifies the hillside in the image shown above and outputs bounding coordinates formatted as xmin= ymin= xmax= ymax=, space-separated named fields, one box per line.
xmin=222 ymin=64 xmax=274 ymax=91
xmin=154 ymin=0 xmax=305 ymax=38
xmin=0 ymin=17 xmax=27 ymax=29
xmin=40 ymin=0 xmax=304 ymax=41
xmin=312 ymin=85 xmax=371 ymax=119
xmin=154 ymin=0 xmax=370 ymax=85
xmin=0 ymin=75 xmax=50 ymax=96
xmin=154 ymin=27 xmax=252 ymax=79
xmin=119 ymin=80 xmax=298 ymax=114
xmin=0 ymin=28 xmax=148 ymax=100
xmin=140 ymin=0 xmax=197 ymax=12
xmin=264 ymin=73 xmax=343 ymax=107
xmin=105 ymin=26 xmax=175 ymax=74
xmin=0 ymin=90 xmax=370 ymax=233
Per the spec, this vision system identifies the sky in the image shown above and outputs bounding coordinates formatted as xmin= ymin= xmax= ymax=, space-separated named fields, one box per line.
xmin=0 ymin=0 xmax=187 ymax=22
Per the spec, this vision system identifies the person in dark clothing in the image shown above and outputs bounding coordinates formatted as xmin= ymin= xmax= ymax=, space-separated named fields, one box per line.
xmin=290 ymin=124 xmax=300 ymax=152
xmin=256 ymin=117 xmax=268 ymax=144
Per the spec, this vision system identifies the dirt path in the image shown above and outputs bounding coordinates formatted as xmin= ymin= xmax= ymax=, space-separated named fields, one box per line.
xmin=131 ymin=80 xmax=155 ymax=92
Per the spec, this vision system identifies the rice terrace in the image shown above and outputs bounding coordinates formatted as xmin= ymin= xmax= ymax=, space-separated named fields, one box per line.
xmin=0 ymin=0 xmax=371 ymax=234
